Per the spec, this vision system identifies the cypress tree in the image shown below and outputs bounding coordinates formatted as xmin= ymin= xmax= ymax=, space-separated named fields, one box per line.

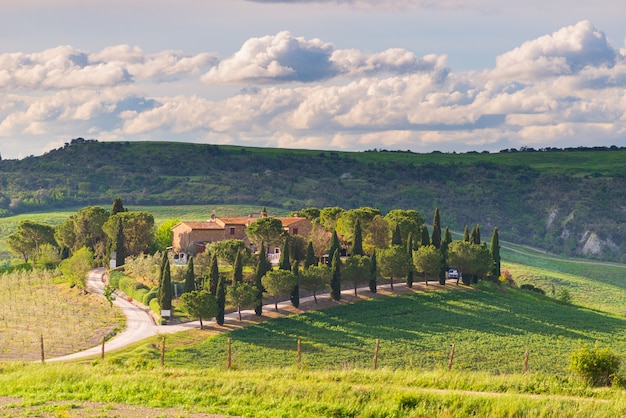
xmin=159 ymin=257 xmax=172 ymax=315
xmin=431 ymin=208 xmax=441 ymax=249
xmin=216 ymin=273 xmax=226 ymax=326
xmin=209 ymin=253 xmax=219 ymax=296
xmin=111 ymin=197 xmax=127 ymax=216
xmin=279 ymin=237 xmax=291 ymax=271
xmin=254 ymin=242 xmax=268 ymax=316
xmin=351 ymin=220 xmax=364 ymax=256
xmin=369 ymin=250 xmax=377 ymax=293
xmin=406 ymin=232 xmax=414 ymax=288
xmin=463 ymin=225 xmax=470 ymax=242
xmin=184 ymin=256 xmax=195 ymax=293
xmin=440 ymin=226 xmax=452 ymax=285
xmin=232 ymin=250 xmax=243 ymax=283
xmin=330 ymin=250 xmax=341 ymax=301
xmin=290 ymin=262 xmax=300 ymax=308
xmin=304 ymin=241 xmax=316 ymax=268
xmin=490 ymin=227 xmax=501 ymax=280
xmin=391 ymin=223 xmax=402 ymax=246
xmin=420 ymin=225 xmax=430 ymax=247
xmin=114 ymin=217 xmax=125 ymax=268
xmin=328 ymin=230 xmax=340 ymax=263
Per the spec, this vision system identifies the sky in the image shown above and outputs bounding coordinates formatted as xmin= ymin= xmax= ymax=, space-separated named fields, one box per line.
xmin=1 ymin=0 xmax=625 ymax=159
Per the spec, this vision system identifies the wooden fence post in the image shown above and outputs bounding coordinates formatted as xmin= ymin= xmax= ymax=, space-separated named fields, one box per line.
xmin=40 ymin=334 xmax=45 ymax=363
xmin=448 ymin=343 xmax=455 ymax=371
xmin=101 ymin=336 xmax=105 ymax=360
xmin=523 ymin=348 xmax=529 ymax=375
xmin=227 ymin=338 xmax=232 ymax=369
xmin=297 ymin=339 xmax=301 ymax=368
xmin=161 ymin=336 xmax=166 ymax=366
xmin=373 ymin=339 xmax=380 ymax=370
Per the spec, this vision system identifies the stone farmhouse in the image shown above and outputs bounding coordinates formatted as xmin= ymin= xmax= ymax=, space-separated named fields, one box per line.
xmin=170 ymin=209 xmax=312 ymax=263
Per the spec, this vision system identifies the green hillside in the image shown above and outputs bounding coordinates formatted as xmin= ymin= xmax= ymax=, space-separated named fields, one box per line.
xmin=0 ymin=139 xmax=624 ymax=261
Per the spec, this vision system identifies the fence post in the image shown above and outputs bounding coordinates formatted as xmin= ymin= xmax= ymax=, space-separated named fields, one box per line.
xmin=297 ymin=339 xmax=302 ymax=368
xmin=373 ymin=339 xmax=380 ymax=370
xmin=448 ymin=343 xmax=455 ymax=371
xmin=101 ymin=336 xmax=105 ymax=360
xmin=161 ymin=336 xmax=166 ymax=366
xmin=40 ymin=334 xmax=45 ymax=363
xmin=523 ymin=348 xmax=529 ymax=375
xmin=227 ymin=338 xmax=232 ymax=369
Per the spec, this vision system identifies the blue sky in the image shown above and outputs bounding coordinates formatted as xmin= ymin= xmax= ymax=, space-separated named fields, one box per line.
xmin=1 ymin=0 xmax=625 ymax=159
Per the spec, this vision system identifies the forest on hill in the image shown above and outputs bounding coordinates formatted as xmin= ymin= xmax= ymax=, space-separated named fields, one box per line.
xmin=0 ymin=138 xmax=624 ymax=262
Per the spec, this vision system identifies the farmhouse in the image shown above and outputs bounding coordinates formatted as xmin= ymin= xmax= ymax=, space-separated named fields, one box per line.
xmin=170 ymin=209 xmax=312 ymax=259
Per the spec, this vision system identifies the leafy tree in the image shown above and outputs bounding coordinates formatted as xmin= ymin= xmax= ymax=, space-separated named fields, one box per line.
xmin=364 ymin=215 xmax=389 ymax=254
xmin=216 ymin=273 xmax=226 ymax=325
xmin=103 ymin=211 xmax=155 ymax=258
xmin=158 ymin=256 xmax=173 ymax=314
xmin=262 ymin=269 xmax=298 ymax=311
xmin=184 ymin=256 xmax=196 ymax=293
xmin=154 ymin=218 xmax=179 ymax=252
xmin=34 ymin=243 xmax=61 ymax=268
xmin=319 ymin=206 xmax=345 ymax=232
xmin=378 ymin=245 xmax=411 ymax=290
xmin=111 ymin=197 xmax=127 ymax=215
xmin=59 ymin=246 xmax=94 ymax=289
xmin=351 ymin=219 xmax=364 ymax=256
xmin=336 ymin=207 xmax=380 ymax=247
xmin=295 ymin=207 xmax=321 ymax=221
xmin=299 ymin=265 xmax=331 ymax=303
xmin=254 ymin=244 xmax=269 ymax=315
xmin=71 ymin=206 xmax=110 ymax=257
xmin=179 ymin=291 xmax=217 ymax=329
xmin=232 ymin=249 xmax=243 ymax=283
xmin=288 ymin=234 xmax=308 ymax=268
xmin=330 ymin=250 xmax=341 ymax=301
xmin=447 ymin=241 xmax=492 ymax=285
xmin=304 ymin=241 xmax=316 ymax=268
xmin=384 ymin=209 xmax=425 ymax=244
xmin=227 ymin=282 xmax=257 ymax=321
xmin=391 ymin=224 xmax=402 ymax=246
xmin=7 ymin=220 xmax=56 ymax=263
xmin=309 ymin=222 xmax=331 ymax=261
xmin=420 ymin=225 xmax=430 ymax=247
xmin=431 ymin=207 xmax=441 ymax=249
xmin=245 ymin=217 xmax=285 ymax=249
xmin=413 ymin=245 xmax=443 ymax=285
xmin=489 ymin=227 xmax=501 ymax=280
xmin=342 ymin=255 xmax=372 ymax=296
xmin=210 ymin=239 xmax=250 ymax=268
xmin=208 ymin=253 xmax=219 ymax=295
xmin=369 ymin=250 xmax=377 ymax=293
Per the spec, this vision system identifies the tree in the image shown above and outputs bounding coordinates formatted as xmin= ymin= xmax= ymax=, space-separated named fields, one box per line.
xmin=420 ymin=225 xmax=430 ymax=247
xmin=158 ymin=256 xmax=173 ymax=315
xmin=342 ymin=255 xmax=372 ymax=296
xmin=364 ymin=215 xmax=389 ymax=254
xmin=369 ymin=250 xmax=378 ymax=293
xmin=71 ymin=206 xmax=110 ymax=258
xmin=470 ymin=224 xmax=481 ymax=245
xmin=245 ymin=217 xmax=285 ymax=249
xmin=328 ymin=230 xmax=341 ymax=262
xmin=299 ymin=265 xmax=331 ymax=303
xmin=304 ymin=241 xmax=316 ymax=268
xmin=111 ymin=197 xmax=127 ymax=216
xmin=232 ymin=249 xmax=243 ymax=283
xmin=208 ymin=253 xmax=219 ymax=295
xmin=378 ymin=245 xmax=411 ymax=290
xmin=295 ymin=207 xmax=321 ymax=221
xmin=431 ymin=208 xmax=441 ymax=249
xmin=446 ymin=241 xmax=492 ymax=285
xmin=153 ymin=218 xmax=179 ymax=252
xmin=216 ymin=273 xmax=226 ymax=325
xmin=288 ymin=234 xmax=308 ymax=268
xmin=279 ymin=237 xmax=291 ymax=271
xmin=463 ymin=225 xmax=470 ymax=242
xmin=254 ymin=243 xmax=269 ymax=316
xmin=309 ymin=222 xmax=331 ymax=261
xmin=184 ymin=256 xmax=196 ymax=293
xmin=351 ymin=220 xmax=364 ymax=256
xmin=412 ymin=245 xmax=443 ymax=285
xmin=210 ymin=239 xmax=250 ymax=268
xmin=113 ymin=216 xmax=126 ymax=267
xmin=227 ymin=282 xmax=257 ymax=321
xmin=384 ymin=209 xmax=425 ymax=245
xmin=391 ymin=224 xmax=402 ymax=246
xmin=319 ymin=206 xmax=345 ymax=232
xmin=569 ymin=343 xmax=621 ymax=386
xmin=7 ymin=220 xmax=57 ymax=263
xmin=490 ymin=227 xmax=501 ymax=280
xmin=330 ymin=250 xmax=341 ymax=301
xmin=103 ymin=211 xmax=155 ymax=258
xmin=406 ymin=232 xmax=414 ymax=288
xmin=262 ymin=269 xmax=298 ymax=311
xmin=336 ymin=207 xmax=380 ymax=247
xmin=179 ymin=291 xmax=217 ymax=329
xmin=59 ymin=246 xmax=94 ymax=289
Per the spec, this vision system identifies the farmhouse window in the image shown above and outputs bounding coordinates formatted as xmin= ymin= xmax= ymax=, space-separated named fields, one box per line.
xmin=229 ymin=227 xmax=235 ymax=235
xmin=293 ymin=228 xmax=299 ymax=235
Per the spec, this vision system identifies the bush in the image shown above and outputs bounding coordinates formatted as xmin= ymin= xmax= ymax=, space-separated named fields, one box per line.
xmin=569 ymin=343 xmax=621 ymax=386
xmin=149 ymin=297 xmax=160 ymax=315
xmin=133 ymin=288 xmax=149 ymax=303
xmin=142 ymin=287 xmax=159 ymax=306
xmin=108 ymin=270 xmax=124 ymax=288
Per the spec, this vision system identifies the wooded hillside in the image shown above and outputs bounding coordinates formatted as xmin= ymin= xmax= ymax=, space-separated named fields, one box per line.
xmin=1 ymin=139 xmax=624 ymax=261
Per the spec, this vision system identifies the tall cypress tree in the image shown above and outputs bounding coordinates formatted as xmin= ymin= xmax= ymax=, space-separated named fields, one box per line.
xmin=391 ymin=224 xmax=402 ymax=246
xmin=420 ymin=225 xmax=430 ymax=247
xmin=351 ymin=220 xmax=364 ymax=256
xmin=406 ymin=232 xmax=414 ymax=288
xmin=159 ymin=257 xmax=172 ymax=316
xmin=209 ymin=253 xmax=219 ymax=296
xmin=304 ymin=241 xmax=316 ymax=268
xmin=232 ymin=250 xmax=243 ymax=283
xmin=114 ymin=216 xmax=125 ymax=268
xmin=440 ymin=226 xmax=452 ymax=285
xmin=184 ymin=256 xmax=195 ymax=293
xmin=463 ymin=225 xmax=470 ymax=242
xmin=329 ymin=230 xmax=340 ymax=263
xmin=279 ymin=237 xmax=291 ymax=271
xmin=490 ymin=227 xmax=501 ymax=280
xmin=369 ymin=250 xmax=377 ymax=293
xmin=111 ymin=197 xmax=127 ymax=216
xmin=330 ymin=250 xmax=341 ymax=301
xmin=254 ymin=242 xmax=268 ymax=316
xmin=291 ymin=262 xmax=300 ymax=308
xmin=431 ymin=207 xmax=441 ymax=249
xmin=216 ymin=273 xmax=226 ymax=325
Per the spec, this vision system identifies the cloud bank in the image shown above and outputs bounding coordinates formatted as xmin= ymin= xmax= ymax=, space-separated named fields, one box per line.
xmin=1 ymin=20 xmax=625 ymax=159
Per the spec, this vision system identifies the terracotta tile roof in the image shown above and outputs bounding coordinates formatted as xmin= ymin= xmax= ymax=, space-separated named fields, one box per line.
xmin=178 ymin=221 xmax=224 ymax=230
xmin=278 ymin=217 xmax=307 ymax=226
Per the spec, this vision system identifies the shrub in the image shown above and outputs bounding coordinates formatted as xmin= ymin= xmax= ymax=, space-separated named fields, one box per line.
xmin=108 ymin=270 xmax=124 ymax=288
xmin=149 ymin=297 xmax=160 ymax=315
xmin=569 ymin=343 xmax=621 ymax=386
xmin=142 ymin=287 xmax=159 ymax=306
xmin=133 ymin=288 xmax=148 ymax=303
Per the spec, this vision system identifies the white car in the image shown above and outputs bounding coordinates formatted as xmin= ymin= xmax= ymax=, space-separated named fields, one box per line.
xmin=446 ymin=267 xmax=459 ymax=279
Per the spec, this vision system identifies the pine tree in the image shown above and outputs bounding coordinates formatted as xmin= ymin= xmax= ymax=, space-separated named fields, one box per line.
xmin=254 ymin=242 xmax=268 ymax=316
xmin=351 ymin=220 xmax=364 ymax=256
xmin=216 ymin=273 xmax=226 ymax=326
xmin=184 ymin=256 xmax=195 ymax=293
xmin=304 ymin=241 xmax=316 ymax=268
xmin=330 ymin=250 xmax=341 ymax=301
xmin=209 ymin=253 xmax=219 ymax=296
xmin=406 ymin=232 xmax=414 ymax=288
xmin=490 ymin=227 xmax=501 ymax=280
xmin=431 ymin=208 xmax=441 ymax=249
xmin=232 ymin=250 xmax=243 ymax=283
xmin=420 ymin=225 xmax=430 ymax=247
xmin=391 ymin=223 xmax=402 ymax=245
xmin=114 ymin=217 xmax=125 ymax=268
xmin=369 ymin=250 xmax=377 ymax=293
